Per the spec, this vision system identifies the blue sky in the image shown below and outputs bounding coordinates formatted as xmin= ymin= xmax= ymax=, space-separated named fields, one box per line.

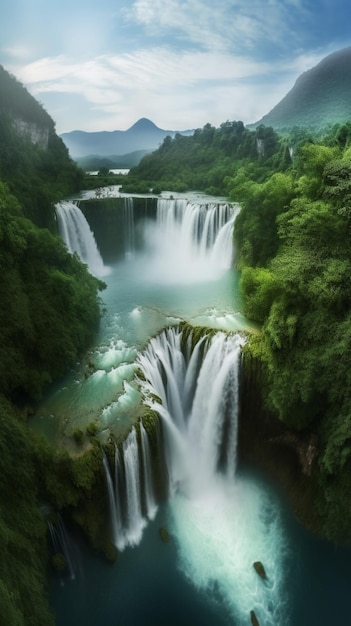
xmin=1 ymin=0 xmax=351 ymax=133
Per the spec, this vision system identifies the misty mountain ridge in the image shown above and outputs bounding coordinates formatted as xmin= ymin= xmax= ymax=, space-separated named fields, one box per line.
xmin=253 ymin=46 xmax=351 ymax=131
xmin=60 ymin=117 xmax=194 ymax=160
xmin=61 ymin=46 xmax=351 ymax=165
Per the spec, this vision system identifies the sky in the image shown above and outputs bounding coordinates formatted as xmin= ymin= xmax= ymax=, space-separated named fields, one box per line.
xmin=1 ymin=0 xmax=351 ymax=134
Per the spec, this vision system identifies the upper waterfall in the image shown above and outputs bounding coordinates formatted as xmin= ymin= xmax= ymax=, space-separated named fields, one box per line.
xmin=144 ymin=198 xmax=239 ymax=284
xmin=56 ymin=200 xmax=109 ymax=277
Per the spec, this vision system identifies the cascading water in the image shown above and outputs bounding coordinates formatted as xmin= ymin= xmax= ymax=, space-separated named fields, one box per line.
xmin=123 ymin=427 xmax=145 ymax=545
xmin=137 ymin=327 xmax=244 ymax=496
xmin=143 ymin=198 xmax=239 ymax=283
xmin=56 ymin=200 xmax=109 ymax=277
xmin=103 ymin=425 xmax=157 ymax=551
xmin=124 ymin=197 xmax=135 ymax=257
xmin=140 ymin=423 xmax=158 ymax=520
xmin=47 ymin=513 xmax=77 ymax=581
xmin=137 ymin=327 xmax=290 ymax=625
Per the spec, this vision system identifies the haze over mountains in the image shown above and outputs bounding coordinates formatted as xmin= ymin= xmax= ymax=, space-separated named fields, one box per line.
xmin=60 ymin=118 xmax=193 ymax=168
xmin=59 ymin=46 xmax=351 ymax=167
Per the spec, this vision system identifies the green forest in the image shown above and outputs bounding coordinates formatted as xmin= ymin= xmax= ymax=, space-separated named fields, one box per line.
xmin=0 ymin=66 xmax=105 ymax=624
xmin=231 ymin=132 xmax=351 ymax=542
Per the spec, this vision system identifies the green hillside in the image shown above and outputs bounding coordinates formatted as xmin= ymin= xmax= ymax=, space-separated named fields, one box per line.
xmin=123 ymin=121 xmax=288 ymax=195
xmin=0 ymin=66 xmax=105 ymax=624
xmin=253 ymin=47 xmax=351 ymax=132
xmin=0 ymin=64 xmax=84 ymax=227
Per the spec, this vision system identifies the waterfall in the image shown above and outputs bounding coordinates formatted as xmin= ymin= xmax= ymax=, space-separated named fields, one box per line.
xmin=144 ymin=199 xmax=239 ymax=283
xmin=137 ymin=327 xmax=244 ymax=495
xmin=140 ymin=423 xmax=157 ymax=520
xmin=56 ymin=200 xmax=109 ymax=277
xmin=103 ymin=327 xmax=243 ymax=552
xmin=123 ymin=427 xmax=146 ymax=545
xmin=124 ymin=197 xmax=135 ymax=257
xmin=103 ymin=425 xmax=158 ymax=551
xmin=136 ymin=328 xmax=288 ymax=625
xmin=47 ymin=513 xmax=77 ymax=581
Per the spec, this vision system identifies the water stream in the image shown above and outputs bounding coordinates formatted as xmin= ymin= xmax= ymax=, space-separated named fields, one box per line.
xmin=43 ymin=195 xmax=350 ymax=625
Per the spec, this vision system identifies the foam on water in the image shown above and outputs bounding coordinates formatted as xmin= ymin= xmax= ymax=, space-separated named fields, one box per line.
xmin=97 ymin=343 xmax=137 ymax=371
xmin=169 ymin=473 xmax=290 ymax=626
xmin=101 ymin=382 xmax=141 ymax=427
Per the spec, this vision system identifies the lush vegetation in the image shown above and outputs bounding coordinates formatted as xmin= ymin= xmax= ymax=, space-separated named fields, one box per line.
xmin=228 ymin=122 xmax=351 ymax=542
xmin=0 ymin=65 xmax=84 ymax=228
xmin=82 ymin=168 xmax=129 ymax=194
xmin=0 ymin=182 xmax=104 ymax=402
xmin=254 ymin=47 xmax=351 ymax=132
xmin=122 ymin=121 xmax=290 ymax=195
xmin=0 ymin=66 xmax=106 ymax=624
xmin=0 ymin=397 xmax=55 ymax=626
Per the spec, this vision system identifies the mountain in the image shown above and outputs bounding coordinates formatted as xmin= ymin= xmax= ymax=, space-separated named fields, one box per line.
xmin=75 ymin=150 xmax=150 ymax=171
xmin=253 ymin=47 xmax=351 ymax=131
xmin=60 ymin=117 xmax=194 ymax=160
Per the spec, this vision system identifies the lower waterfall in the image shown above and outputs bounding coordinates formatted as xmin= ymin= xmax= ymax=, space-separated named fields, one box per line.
xmin=140 ymin=423 xmax=158 ymax=521
xmin=134 ymin=326 xmax=289 ymax=626
xmin=103 ymin=425 xmax=157 ymax=551
xmin=137 ymin=327 xmax=244 ymax=494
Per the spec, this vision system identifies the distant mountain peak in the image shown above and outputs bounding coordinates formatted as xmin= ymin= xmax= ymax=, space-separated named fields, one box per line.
xmin=60 ymin=118 xmax=194 ymax=160
xmin=128 ymin=118 xmax=159 ymax=131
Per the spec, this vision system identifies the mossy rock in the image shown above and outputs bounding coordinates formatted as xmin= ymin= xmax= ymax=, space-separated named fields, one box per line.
xmin=253 ymin=561 xmax=267 ymax=580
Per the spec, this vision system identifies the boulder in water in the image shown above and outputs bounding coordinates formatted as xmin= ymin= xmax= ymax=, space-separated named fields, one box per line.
xmin=250 ymin=609 xmax=260 ymax=626
xmin=253 ymin=561 xmax=267 ymax=580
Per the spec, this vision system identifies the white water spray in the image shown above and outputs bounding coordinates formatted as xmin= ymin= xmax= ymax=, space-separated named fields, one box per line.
xmin=123 ymin=427 xmax=145 ymax=545
xmin=140 ymin=423 xmax=158 ymax=520
xmin=103 ymin=424 xmax=159 ymax=551
xmin=56 ymin=200 xmax=109 ymax=277
xmin=137 ymin=327 xmax=290 ymax=625
xmin=137 ymin=328 xmax=243 ymax=493
xmin=143 ymin=199 xmax=239 ymax=283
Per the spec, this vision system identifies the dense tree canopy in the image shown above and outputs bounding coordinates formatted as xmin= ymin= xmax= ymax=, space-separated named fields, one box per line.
xmin=229 ymin=123 xmax=351 ymax=541
xmin=0 ymin=66 xmax=105 ymax=623
xmin=122 ymin=121 xmax=287 ymax=195
xmin=0 ymin=182 xmax=104 ymax=401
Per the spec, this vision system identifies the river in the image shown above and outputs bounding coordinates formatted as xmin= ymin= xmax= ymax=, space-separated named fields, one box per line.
xmin=33 ymin=193 xmax=351 ymax=625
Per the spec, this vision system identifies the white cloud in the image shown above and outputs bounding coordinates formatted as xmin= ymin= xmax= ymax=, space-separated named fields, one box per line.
xmin=129 ymin=0 xmax=307 ymax=54
xmin=11 ymin=46 xmax=306 ymax=132
xmin=6 ymin=1 xmax=341 ymax=133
